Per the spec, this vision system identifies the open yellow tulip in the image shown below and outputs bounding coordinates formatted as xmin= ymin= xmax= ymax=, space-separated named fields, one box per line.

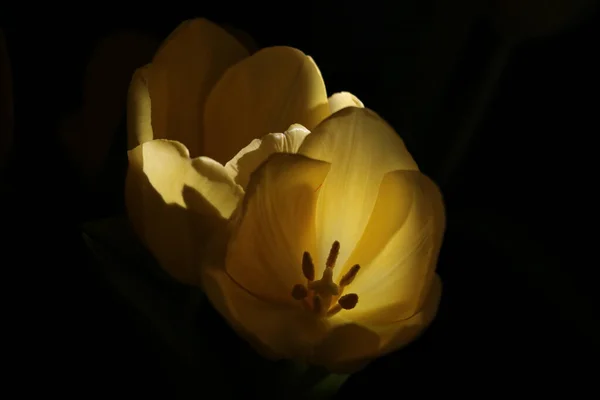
xmin=126 ymin=18 xmax=446 ymax=372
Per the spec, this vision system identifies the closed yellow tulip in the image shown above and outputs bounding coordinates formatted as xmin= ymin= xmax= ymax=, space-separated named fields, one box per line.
xmin=126 ymin=18 xmax=445 ymax=372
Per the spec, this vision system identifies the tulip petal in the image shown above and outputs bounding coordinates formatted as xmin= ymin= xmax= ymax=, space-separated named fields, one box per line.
xmin=375 ymin=274 xmax=442 ymax=353
xmin=313 ymin=275 xmax=442 ymax=370
xmin=221 ymin=24 xmax=258 ymax=54
xmin=327 ymin=92 xmax=364 ymax=114
xmin=202 ymin=265 xmax=330 ymax=360
xmin=126 ymin=139 xmax=244 ymax=284
xmin=311 ymin=321 xmax=380 ymax=372
xmin=226 ymin=153 xmax=331 ymax=304
xmin=204 ymin=46 xmax=330 ymax=164
xmin=298 ymin=107 xmax=419 ymax=278
xmin=129 ymin=19 xmax=249 ymax=155
xmin=127 ymin=67 xmax=153 ymax=149
xmin=225 ymin=124 xmax=311 ymax=188
xmin=348 ymin=170 xmax=445 ymax=322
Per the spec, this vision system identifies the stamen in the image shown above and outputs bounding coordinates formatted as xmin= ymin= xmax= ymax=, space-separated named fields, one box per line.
xmin=313 ymin=295 xmax=322 ymax=314
xmin=291 ymin=241 xmax=361 ymax=317
xmin=291 ymin=284 xmax=308 ymax=300
xmin=307 ymin=267 xmax=339 ymax=296
xmin=326 ymin=304 xmax=342 ymax=317
xmin=339 ymin=264 xmax=360 ymax=287
xmin=326 ymin=241 xmax=340 ymax=269
xmin=338 ymin=293 xmax=359 ymax=310
xmin=302 ymin=251 xmax=315 ymax=281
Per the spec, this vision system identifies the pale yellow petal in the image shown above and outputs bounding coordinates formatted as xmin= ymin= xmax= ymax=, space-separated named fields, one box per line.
xmin=135 ymin=19 xmax=248 ymax=155
xmin=224 ymin=124 xmax=311 ymax=188
xmin=204 ymin=46 xmax=329 ymax=164
xmin=348 ymin=170 xmax=445 ymax=322
xmin=298 ymin=107 xmax=419 ymax=279
xmin=201 ymin=265 xmax=330 ymax=360
xmin=327 ymin=92 xmax=364 ymax=114
xmin=312 ymin=171 xmax=444 ymax=369
xmin=310 ymin=321 xmax=380 ymax=373
xmin=375 ymin=274 xmax=442 ymax=353
xmin=126 ymin=139 xmax=244 ymax=284
xmin=226 ymin=153 xmax=331 ymax=304
xmin=127 ymin=67 xmax=153 ymax=149
xmin=312 ymin=275 xmax=442 ymax=370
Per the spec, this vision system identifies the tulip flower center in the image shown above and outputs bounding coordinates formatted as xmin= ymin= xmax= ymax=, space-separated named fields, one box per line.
xmin=291 ymin=241 xmax=361 ymax=317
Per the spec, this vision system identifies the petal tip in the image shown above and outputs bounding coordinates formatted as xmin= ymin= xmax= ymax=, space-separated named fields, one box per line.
xmin=130 ymin=65 xmax=150 ymax=84
xmin=203 ymin=43 xmax=327 ymax=163
xmin=328 ymin=92 xmax=365 ymax=115
xmin=286 ymin=123 xmax=310 ymax=134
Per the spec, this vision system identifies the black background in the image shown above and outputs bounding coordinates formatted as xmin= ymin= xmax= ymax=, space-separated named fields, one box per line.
xmin=1 ymin=1 xmax=599 ymax=397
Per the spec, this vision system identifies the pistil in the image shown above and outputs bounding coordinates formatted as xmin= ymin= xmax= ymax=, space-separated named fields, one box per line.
xmin=290 ymin=241 xmax=360 ymax=317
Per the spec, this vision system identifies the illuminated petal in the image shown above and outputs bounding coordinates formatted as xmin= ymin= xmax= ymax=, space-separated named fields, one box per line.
xmin=298 ymin=107 xmax=419 ymax=278
xmin=349 ymin=170 xmax=445 ymax=321
xmin=202 ymin=265 xmax=330 ymax=360
xmin=204 ymin=46 xmax=330 ymax=164
xmin=127 ymin=67 xmax=153 ymax=149
xmin=374 ymin=274 xmax=442 ymax=353
xmin=312 ymin=275 xmax=442 ymax=370
xmin=126 ymin=139 xmax=244 ymax=284
xmin=224 ymin=124 xmax=311 ymax=188
xmin=328 ymin=91 xmax=364 ymax=114
xmin=226 ymin=153 xmax=331 ymax=303
xmin=130 ymin=19 xmax=248 ymax=155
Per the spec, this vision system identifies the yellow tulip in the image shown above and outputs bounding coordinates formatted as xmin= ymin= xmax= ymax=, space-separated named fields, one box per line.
xmin=126 ymin=18 xmax=446 ymax=372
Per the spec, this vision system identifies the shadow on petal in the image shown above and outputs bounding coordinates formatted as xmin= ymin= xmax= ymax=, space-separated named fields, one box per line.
xmin=126 ymin=162 xmax=225 ymax=286
xmin=202 ymin=267 xmax=284 ymax=360
xmin=374 ymin=274 xmax=442 ymax=353
xmin=201 ymin=264 xmax=330 ymax=362
xmin=147 ymin=19 xmax=249 ymax=157
xmin=226 ymin=126 xmax=312 ymax=188
xmin=311 ymin=323 xmax=380 ymax=373
xmin=203 ymin=46 xmax=329 ymax=164
xmin=221 ymin=24 xmax=259 ymax=54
